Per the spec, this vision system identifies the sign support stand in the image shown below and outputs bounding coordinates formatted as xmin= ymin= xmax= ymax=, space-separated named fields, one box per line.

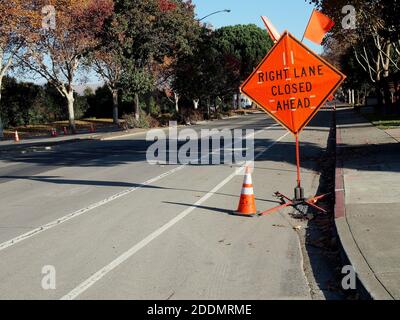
xmin=259 ymin=133 xmax=328 ymax=216
xmin=294 ymin=133 xmax=304 ymax=201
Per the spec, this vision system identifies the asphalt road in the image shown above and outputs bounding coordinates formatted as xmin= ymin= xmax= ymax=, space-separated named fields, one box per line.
xmin=0 ymin=112 xmax=334 ymax=300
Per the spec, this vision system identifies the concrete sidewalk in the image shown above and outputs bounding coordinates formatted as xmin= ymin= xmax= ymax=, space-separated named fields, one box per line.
xmin=335 ymin=107 xmax=400 ymax=300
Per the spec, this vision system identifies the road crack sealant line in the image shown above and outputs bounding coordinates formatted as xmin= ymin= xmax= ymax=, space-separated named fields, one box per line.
xmin=0 ymin=124 xmax=280 ymax=252
xmin=61 ymin=130 xmax=290 ymax=300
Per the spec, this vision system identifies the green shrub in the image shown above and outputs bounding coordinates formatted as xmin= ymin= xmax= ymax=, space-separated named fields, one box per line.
xmin=148 ymin=96 xmax=161 ymax=117
xmin=122 ymin=111 xmax=160 ymax=129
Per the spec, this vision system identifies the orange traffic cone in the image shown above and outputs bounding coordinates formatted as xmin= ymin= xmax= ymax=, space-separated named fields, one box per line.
xmin=14 ymin=130 xmax=20 ymax=142
xmin=234 ymin=166 xmax=257 ymax=216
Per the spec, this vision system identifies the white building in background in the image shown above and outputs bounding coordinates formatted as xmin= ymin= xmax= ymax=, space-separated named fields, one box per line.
xmin=233 ymin=94 xmax=252 ymax=109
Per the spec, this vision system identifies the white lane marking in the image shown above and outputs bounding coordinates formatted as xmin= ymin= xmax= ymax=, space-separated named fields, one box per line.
xmin=0 ymin=161 xmax=20 ymax=169
xmin=0 ymin=165 xmax=185 ymax=252
xmin=0 ymin=123 xmax=279 ymax=252
xmin=60 ymin=131 xmax=290 ymax=300
xmin=101 ymin=130 xmax=148 ymax=141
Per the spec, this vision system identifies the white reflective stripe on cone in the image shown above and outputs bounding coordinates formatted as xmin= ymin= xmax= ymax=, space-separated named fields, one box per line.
xmin=243 ymin=173 xmax=253 ymax=185
xmin=241 ymin=187 xmax=254 ymax=195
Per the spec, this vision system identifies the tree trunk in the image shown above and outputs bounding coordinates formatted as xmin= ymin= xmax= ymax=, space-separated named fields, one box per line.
xmin=375 ymin=83 xmax=384 ymax=114
xmin=0 ymin=77 xmax=3 ymax=139
xmin=112 ymin=89 xmax=119 ymax=124
xmin=382 ymin=42 xmax=392 ymax=113
xmin=193 ymin=99 xmax=199 ymax=110
xmin=174 ymin=92 xmax=179 ymax=113
xmin=134 ymin=93 xmax=140 ymax=121
xmin=0 ymin=49 xmax=13 ymax=139
xmin=383 ymin=81 xmax=391 ymax=114
xmin=66 ymin=90 xmax=76 ymax=133
xmin=0 ymin=114 xmax=3 ymax=140
xmin=145 ymin=94 xmax=152 ymax=115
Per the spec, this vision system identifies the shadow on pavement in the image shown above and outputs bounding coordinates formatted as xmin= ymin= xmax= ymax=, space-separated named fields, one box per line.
xmin=163 ymin=196 xmax=282 ymax=215
xmin=2 ymin=110 xmax=398 ymax=175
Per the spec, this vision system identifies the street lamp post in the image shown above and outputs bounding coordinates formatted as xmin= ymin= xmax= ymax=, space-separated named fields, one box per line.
xmin=198 ymin=9 xmax=231 ymax=22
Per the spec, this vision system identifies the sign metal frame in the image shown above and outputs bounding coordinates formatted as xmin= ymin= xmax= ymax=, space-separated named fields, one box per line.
xmin=240 ymin=31 xmax=345 ymax=135
xmin=239 ymin=30 xmax=346 ymax=215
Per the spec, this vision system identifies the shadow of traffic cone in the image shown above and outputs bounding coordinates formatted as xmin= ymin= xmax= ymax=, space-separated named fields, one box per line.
xmin=14 ymin=130 xmax=20 ymax=142
xmin=233 ymin=166 xmax=257 ymax=217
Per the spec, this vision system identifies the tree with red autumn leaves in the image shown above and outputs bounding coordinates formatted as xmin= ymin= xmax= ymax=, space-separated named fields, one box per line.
xmin=18 ymin=0 xmax=114 ymax=132
xmin=158 ymin=0 xmax=177 ymax=12
xmin=0 ymin=0 xmax=41 ymax=136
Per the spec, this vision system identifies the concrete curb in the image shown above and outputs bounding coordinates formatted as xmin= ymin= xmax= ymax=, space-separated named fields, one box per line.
xmin=334 ymin=110 xmax=394 ymax=300
xmin=0 ymin=137 xmax=88 ymax=153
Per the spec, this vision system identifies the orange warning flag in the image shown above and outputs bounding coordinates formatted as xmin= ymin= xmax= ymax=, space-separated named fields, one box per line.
xmin=303 ymin=9 xmax=334 ymax=45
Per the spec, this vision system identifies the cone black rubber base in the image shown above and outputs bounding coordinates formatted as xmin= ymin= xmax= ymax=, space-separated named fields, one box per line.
xmin=231 ymin=211 xmax=259 ymax=217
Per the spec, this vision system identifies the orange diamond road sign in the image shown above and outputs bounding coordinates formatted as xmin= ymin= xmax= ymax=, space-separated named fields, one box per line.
xmin=240 ymin=31 xmax=346 ymax=134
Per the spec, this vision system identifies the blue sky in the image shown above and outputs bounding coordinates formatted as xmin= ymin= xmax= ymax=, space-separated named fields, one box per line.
xmin=192 ymin=0 xmax=321 ymax=53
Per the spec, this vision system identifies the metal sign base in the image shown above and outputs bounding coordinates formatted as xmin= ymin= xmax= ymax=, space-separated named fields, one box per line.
xmin=259 ymin=191 xmax=328 ymax=216
xmin=259 ymin=133 xmax=328 ymax=216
